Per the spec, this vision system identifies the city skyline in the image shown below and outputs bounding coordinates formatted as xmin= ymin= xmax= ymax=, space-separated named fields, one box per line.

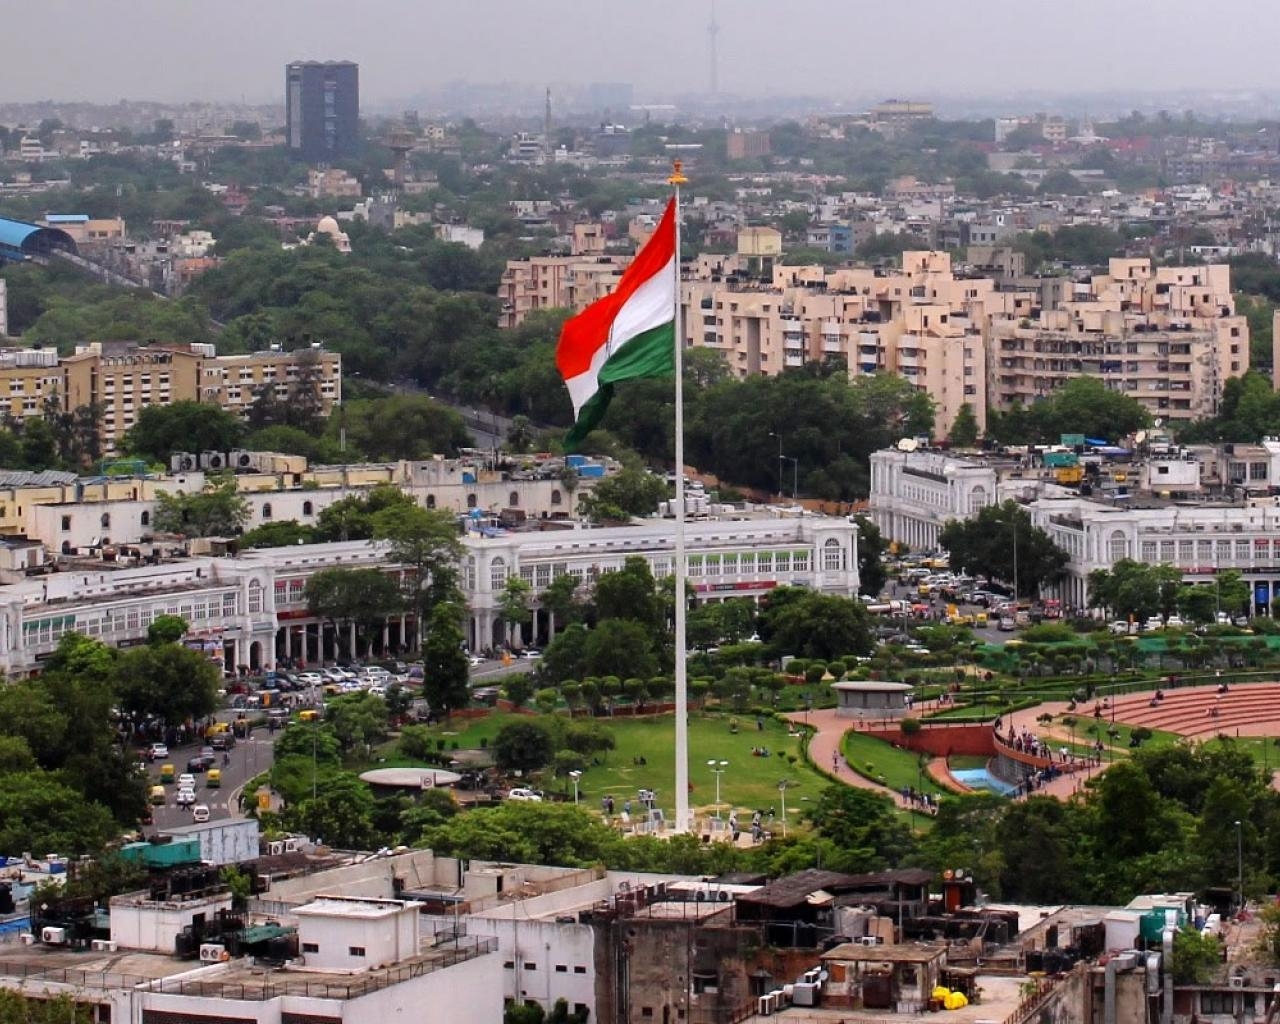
xmin=8 ymin=0 xmax=1280 ymax=107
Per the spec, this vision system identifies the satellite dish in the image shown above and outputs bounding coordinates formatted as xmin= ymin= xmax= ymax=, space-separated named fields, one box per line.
xmin=1154 ymin=418 xmax=1164 ymax=428
xmin=897 ymin=437 xmax=919 ymax=453
xmin=1134 ymin=431 xmax=1147 ymax=445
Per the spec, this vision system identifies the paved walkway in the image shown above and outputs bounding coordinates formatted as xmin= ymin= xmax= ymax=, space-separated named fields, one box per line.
xmin=785 ymin=707 xmax=940 ymax=811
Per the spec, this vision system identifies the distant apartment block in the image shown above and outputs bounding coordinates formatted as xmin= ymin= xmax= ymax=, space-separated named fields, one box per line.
xmin=498 ymin=224 xmax=627 ymax=328
xmin=868 ymin=100 xmax=934 ymax=136
xmin=990 ymin=259 xmax=1246 ymax=422
xmin=0 ymin=342 xmax=341 ymax=454
xmin=307 ymin=167 xmax=362 ymax=199
xmin=286 ymin=60 xmax=360 ymax=162
xmin=35 ymin=214 xmax=126 ymax=246
xmin=726 ymin=129 xmax=771 ymax=160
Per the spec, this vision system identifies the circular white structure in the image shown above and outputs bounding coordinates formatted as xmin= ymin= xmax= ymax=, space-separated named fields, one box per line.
xmin=359 ymin=767 xmax=461 ymax=790
xmin=832 ymin=679 xmax=914 ymax=718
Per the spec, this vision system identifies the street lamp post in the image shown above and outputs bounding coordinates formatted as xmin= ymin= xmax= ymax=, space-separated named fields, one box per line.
xmin=1235 ymin=819 xmax=1244 ymax=913
xmin=778 ymin=780 xmax=793 ymax=838
xmin=707 ymin=760 xmax=728 ymax=822
xmin=569 ymin=770 xmax=582 ymax=806
xmin=769 ymin=432 xmax=784 ymax=498
xmin=785 ymin=456 xmax=799 ymax=499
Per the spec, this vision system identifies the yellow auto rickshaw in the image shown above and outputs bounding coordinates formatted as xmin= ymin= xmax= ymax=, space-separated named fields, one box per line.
xmin=159 ymin=763 xmax=175 ymax=784
xmin=207 ymin=768 xmax=222 ymax=788
xmin=298 ymin=709 xmax=319 ymax=722
xmin=150 ymin=785 xmax=167 ymax=805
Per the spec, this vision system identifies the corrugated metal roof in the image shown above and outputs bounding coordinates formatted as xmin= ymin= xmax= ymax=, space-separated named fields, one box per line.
xmin=0 ymin=217 xmax=41 ymax=250
xmin=42 ymin=214 xmax=88 ymax=224
xmin=0 ymin=469 xmax=78 ymax=487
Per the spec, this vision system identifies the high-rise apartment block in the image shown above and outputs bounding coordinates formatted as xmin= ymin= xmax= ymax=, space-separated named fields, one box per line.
xmin=286 ymin=60 xmax=360 ymax=162
xmin=500 ymin=239 xmax=1245 ymax=438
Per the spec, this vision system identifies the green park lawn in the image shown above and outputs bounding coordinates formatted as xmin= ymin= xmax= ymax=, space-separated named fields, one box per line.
xmin=840 ymin=731 xmax=947 ymax=798
xmin=381 ymin=710 xmax=829 ymax=822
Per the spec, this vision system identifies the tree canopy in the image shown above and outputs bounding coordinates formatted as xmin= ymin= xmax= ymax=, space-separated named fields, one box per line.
xmin=940 ymin=501 xmax=1068 ymax=598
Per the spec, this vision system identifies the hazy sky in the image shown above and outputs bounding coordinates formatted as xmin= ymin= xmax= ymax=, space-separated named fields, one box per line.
xmin=8 ymin=0 xmax=1280 ymax=105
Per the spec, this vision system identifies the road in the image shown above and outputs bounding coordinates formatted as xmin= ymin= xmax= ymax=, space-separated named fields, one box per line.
xmin=144 ymin=723 xmax=277 ymax=829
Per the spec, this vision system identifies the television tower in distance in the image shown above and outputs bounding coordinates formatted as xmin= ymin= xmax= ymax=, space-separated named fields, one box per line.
xmin=708 ymin=0 xmax=720 ymax=95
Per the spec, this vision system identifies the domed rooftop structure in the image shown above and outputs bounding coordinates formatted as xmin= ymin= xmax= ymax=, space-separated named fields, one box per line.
xmin=308 ymin=215 xmax=351 ymax=254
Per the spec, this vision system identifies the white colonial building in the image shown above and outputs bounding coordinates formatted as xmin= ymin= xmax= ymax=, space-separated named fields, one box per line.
xmin=0 ymin=515 xmax=859 ymax=675
xmin=868 ymin=448 xmax=999 ymax=551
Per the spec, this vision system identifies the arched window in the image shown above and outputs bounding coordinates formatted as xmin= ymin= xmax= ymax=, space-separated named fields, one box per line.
xmin=467 ymin=493 xmax=478 ymax=509
xmin=426 ymin=494 xmax=436 ymax=509
xmin=969 ymin=485 xmax=988 ymax=515
xmin=490 ymin=557 xmax=507 ymax=591
xmin=509 ymin=491 xmax=520 ymax=508
xmin=262 ymin=503 xmax=273 ymax=521
xmin=140 ymin=510 xmax=150 ymax=527
xmin=550 ymin=490 xmax=562 ymax=506
xmin=100 ymin=513 xmax=111 ymax=528
xmin=1109 ymin=530 xmax=1129 ymax=562
xmin=302 ymin=501 xmax=313 ymax=516
xmin=823 ymin=537 xmax=845 ymax=571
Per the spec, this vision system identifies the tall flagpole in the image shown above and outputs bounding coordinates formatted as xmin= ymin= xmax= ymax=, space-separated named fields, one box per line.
xmin=669 ymin=160 xmax=690 ymax=834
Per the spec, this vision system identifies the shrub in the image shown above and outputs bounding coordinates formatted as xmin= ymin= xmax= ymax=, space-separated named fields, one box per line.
xmin=900 ymin=717 xmax=922 ymax=736
xmin=805 ymin=663 xmax=827 ymax=684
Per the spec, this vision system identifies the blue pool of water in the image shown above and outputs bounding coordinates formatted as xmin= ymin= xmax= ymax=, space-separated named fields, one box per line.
xmin=951 ymin=767 xmax=1018 ymax=796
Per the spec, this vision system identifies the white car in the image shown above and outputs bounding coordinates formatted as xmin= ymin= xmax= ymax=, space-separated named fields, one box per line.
xmin=297 ymin=672 xmax=323 ymax=686
xmin=192 ymin=804 xmax=210 ymax=823
xmin=175 ymin=788 xmax=197 ymax=807
xmin=1109 ymin=621 xmax=1135 ymax=635
xmin=468 ymin=655 xmax=485 ymax=667
xmin=177 ymin=773 xmax=196 ymax=789
xmin=148 ymin=743 xmax=169 ymax=760
xmin=507 ymin=788 xmax=543 ymax=802
xmin=518 ymin=649 xmax=542 ymax=660
xmin=1165 ymin=615 xmax=1185 ymax=628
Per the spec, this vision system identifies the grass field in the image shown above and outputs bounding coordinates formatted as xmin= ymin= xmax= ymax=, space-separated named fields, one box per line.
xmin=839 ymin=731 xmax=946 ymax=798
xmin=379 ymin=711 xmax=829 ymax=822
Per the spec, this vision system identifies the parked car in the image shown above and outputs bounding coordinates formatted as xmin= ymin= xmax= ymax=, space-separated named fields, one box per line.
xmin=210 ymin=732 xmax=236 ymax=751
xmin=507 ymin=788 xmax=544 ymax=802
xmin=186 ymin=755 xmax=215 ymax=773
xmin=148 ymin=743 xmax=169 ymax=761
xmin=518 ymin=649 xmax=542 ymax=660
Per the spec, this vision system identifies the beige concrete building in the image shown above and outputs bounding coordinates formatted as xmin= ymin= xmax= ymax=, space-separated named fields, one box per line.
xmin=0 ymin=342 xmax=341 ymax=454
xmin=990 ymin=258 xmax=1246 ymax=422
xmin=726 ymin=129 xmax=771 ymax=160
xmin=498 ymin=223 xmax=629 ymax=328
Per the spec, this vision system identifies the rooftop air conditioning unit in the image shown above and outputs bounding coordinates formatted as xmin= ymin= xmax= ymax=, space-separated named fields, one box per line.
xmin=230 ymin=450 xmax=255 ymax=471
xmin=268 ymin=840 xmax=285 ymax=856
xmin=199 ymin=451 xmax=227 ymax=470
xmin=171 ymin=453 xmax=197 ymax=473
xmin=19 ymin=933 xmax=34 ymax=946
xmin=41 ymin=927 xmax=66 ymax=945
xmin=199 ymin=943 xmax=227 ymax=963
xmin=283 ymin=838 xmax=302 ymax=852
xmin=860 ymin=935 xmax=880 ymax=947
xmin=1230 ymin=976 xmax=1246 ymax=989
xmin=91 ymin=939 xmax=108 ymax=951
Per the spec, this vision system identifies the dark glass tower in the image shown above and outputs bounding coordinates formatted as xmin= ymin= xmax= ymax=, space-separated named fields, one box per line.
xmin=285 ymin=60 xmax=360 ymax=162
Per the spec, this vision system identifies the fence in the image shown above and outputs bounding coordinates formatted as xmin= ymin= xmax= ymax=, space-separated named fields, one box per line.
xmin=0 ymin=958 xmax=155 ymax=992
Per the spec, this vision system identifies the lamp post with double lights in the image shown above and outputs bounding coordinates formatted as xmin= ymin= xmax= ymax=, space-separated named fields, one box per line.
xmin=707 ymin=760 xmax=728 ymax=823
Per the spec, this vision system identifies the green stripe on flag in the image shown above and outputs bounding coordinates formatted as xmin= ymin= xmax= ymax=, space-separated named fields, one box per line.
xmin=598 ymin=322 xmax=675 ymax=386
xmin=563 ymin=323 xmax=675 ymax=453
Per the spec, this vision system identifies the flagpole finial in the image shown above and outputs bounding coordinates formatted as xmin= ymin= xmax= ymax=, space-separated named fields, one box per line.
xmin=668 ymin=159 xmax=688 ymax=186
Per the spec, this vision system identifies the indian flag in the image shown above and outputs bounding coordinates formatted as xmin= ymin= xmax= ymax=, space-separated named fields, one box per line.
xmin=557 ymin=198 xmax=677 ymax=449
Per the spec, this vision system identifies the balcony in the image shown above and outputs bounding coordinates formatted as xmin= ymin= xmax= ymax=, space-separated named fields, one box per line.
xmin=784 ymin=353 xmax=805 ymax=367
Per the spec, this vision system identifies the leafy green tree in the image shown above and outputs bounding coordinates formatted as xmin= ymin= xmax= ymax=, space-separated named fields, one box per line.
xmin=804 ymin=784 xmax=916 ymax=870
xmin=314 ymin=485 xmax=416 ymax=542
xmin=334 ymin=395 xmax=472 ymax=461
xmin=0 ymin=771 xmax=119 ymax=855
xmin=1088 ymin=559 xmax=1183 ymax=621
xmin=948 ymin=402 xmax=980 ymax=447
xmin=492 ymin=720 xmax=555 ymax=774
xmin=147 ymin=614 xmax=189 ymax=646
xmin=125 ymin=401 xmax=245 ymax=462
xmin=305 ymin=568 xmax=404 ymax=658
xmin=499 ymin=577 xmax=533 ymax=646
xmin=758 ymin=588 xmax=873 ymax=661
xmin=987 ymin=376 xmax=1150 ymax=444
xmin=283 ymin=772 xmax=380 ymax=849
xmin=422 ymin=601 xmax=470 ymax=715
xmin=152 ymin=481 xmax=250 ymax=537
xmin=239 ymin=520 xmax=317 ymax=548
xmin=940 ymin=501 xmax=1068 ymax=597
xmin=1171 ymin=928 xmax=1222 ymax=984
xmin=584 ymin=619 xmax=659 ymax=679
xmin=115 ymin=643 xmax=221 ymax=729
xmin=325 ymin=692 xmax=390 ymax=754
xmin=540 ymin=573 xmax=585 ymax=628
xmin=579 ymin=465 xmax=669 ymax=521
xmin=594 ymin=556 xmax=664 ymax=633
xmin=373 ymin=502 xmax=464 ymax=643
xmin=541 ymin=623 xmax=591 ymax=683
xmin=853 ymin=514 xmax=889 ymax=596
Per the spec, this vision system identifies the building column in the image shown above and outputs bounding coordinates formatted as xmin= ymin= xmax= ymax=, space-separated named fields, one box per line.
xmin=381 ymin=621 xmax=390 ymax=653
xmin=348 ymin=622 xmax=357 ymax=658
xmin=547 ymin=610 xmax=556 ymax=644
